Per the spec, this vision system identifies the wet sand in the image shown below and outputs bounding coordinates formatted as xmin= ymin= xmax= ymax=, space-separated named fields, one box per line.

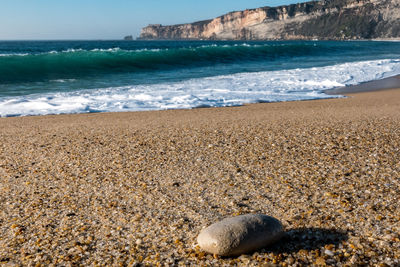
xmin=325 ymin=75 xmax=400 ymax=94
xmin=0 ymin=87 xmax=399 ymax=265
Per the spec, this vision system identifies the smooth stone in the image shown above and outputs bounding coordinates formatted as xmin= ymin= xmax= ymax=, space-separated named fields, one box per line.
xmin=197 ymin=214 xmax=283 ymax=256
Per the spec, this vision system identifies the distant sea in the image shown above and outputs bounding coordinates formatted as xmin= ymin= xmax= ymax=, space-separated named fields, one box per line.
xmin=1 ymin=40 xmax=400 ymax=117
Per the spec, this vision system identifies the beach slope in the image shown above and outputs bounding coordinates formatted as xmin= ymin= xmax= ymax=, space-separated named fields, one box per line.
xmin=0 ymin=89 xmax=399 ymax=265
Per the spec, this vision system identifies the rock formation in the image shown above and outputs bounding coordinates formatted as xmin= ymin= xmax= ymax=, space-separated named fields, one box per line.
xmin=123 ymin=35 xmax=133 ymax=41
xmin=139 ymin=0 xmax=400 ymax=40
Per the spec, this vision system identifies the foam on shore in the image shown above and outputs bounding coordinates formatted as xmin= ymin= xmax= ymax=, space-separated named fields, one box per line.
xmin=1 ymin=59 xmax=400 ymax=117
xmin=326 ymin=75 xmax=400 ymax=94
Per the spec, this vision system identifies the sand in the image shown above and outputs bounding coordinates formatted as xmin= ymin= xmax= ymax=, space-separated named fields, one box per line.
xmin=0 ymin=88 xmax=399 ymax=266
xmin=325 ymin=75 xmax=400 ymax=95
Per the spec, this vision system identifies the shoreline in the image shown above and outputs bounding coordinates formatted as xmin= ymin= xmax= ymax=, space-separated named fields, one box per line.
xmin=325 ymin=74 xmax=400 ymax=95
xmin=0 ymin=87 xmax=399 ymax=265
xmin=1 ymin=74 xmax=400 ymax=120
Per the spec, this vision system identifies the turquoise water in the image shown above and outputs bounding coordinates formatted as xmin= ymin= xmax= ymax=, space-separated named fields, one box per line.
xmin=1 ymin=40 xmax=400 ymax=116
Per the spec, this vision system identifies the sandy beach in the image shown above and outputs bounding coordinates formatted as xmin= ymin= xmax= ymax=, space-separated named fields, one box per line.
xmin=0 ymin=86 xmax=399 ymax=265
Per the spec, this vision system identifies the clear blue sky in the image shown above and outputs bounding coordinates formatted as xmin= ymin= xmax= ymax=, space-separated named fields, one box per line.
xmin=0 ymin=0 xmax=309 ymax=40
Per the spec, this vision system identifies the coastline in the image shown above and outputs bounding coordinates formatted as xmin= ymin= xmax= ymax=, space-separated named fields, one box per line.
xmin=1 ymin=40 xmax=400 ymax=117
xmin=1 ymin=85 xmax=399 ymax=265
xmin=325 ymin=74 xmax=400 ymax=95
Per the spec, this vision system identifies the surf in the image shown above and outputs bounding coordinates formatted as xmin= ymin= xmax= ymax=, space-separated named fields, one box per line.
xmin=1 ymin=59 xmax=400 ymax=117
xmin=0 ymin=42 xmax=344 ymax=83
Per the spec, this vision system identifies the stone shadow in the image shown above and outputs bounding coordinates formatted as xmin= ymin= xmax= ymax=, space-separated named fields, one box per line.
xmin=264 ymin=227 xmax=349 ymax=253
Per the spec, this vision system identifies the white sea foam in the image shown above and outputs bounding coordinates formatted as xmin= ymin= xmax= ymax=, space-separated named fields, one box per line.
xmin=50 ymin=79 xmax=77 ymax=83
xmin=90 ymin=48 xmax=122 ymax=52
xmin=5 ymin=48 xmax=119 ymax=56
xmin=1 ymin=59 xmax=400 ymax=117
xmin=0 ymin=53 xmax=29 ymax=57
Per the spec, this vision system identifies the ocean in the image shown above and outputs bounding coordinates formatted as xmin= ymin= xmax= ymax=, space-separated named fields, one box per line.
xmin=0 ymin=40 xmax=400 ymax=117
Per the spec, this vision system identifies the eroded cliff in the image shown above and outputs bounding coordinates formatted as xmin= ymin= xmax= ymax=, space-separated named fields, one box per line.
xmin=139 ymin=0 xmax=400 ymax=40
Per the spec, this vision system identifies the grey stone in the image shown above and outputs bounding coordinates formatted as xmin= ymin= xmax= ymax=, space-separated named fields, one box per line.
xmin=197 ymin=214 xmax=283 ymax=256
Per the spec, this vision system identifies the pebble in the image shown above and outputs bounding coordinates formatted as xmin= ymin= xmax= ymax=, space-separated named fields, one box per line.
xmin=324 ymin=249 xmax=334 ymax=256
xmin=197 ymin=214 xmax=283 ymax=256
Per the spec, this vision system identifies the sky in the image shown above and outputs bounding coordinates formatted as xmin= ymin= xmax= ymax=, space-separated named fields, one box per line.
xmin=0 ymin=0 xmax=309 ymax=40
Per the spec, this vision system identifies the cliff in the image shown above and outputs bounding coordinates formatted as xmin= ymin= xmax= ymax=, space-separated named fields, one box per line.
xmin=139 ymin=0 xmax=400 ymax=40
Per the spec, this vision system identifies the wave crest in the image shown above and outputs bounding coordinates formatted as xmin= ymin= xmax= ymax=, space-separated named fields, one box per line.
xmin=0 ymin=43 xmax=324 ymax=83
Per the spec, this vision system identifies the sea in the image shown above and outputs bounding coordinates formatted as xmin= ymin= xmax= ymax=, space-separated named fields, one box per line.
xmin=1 ymin=40 xmax=400 ymax=117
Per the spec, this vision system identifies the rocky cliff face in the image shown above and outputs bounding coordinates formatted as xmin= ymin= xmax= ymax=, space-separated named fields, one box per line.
xmin=139 ymin=0 xmax=400 ymax=40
